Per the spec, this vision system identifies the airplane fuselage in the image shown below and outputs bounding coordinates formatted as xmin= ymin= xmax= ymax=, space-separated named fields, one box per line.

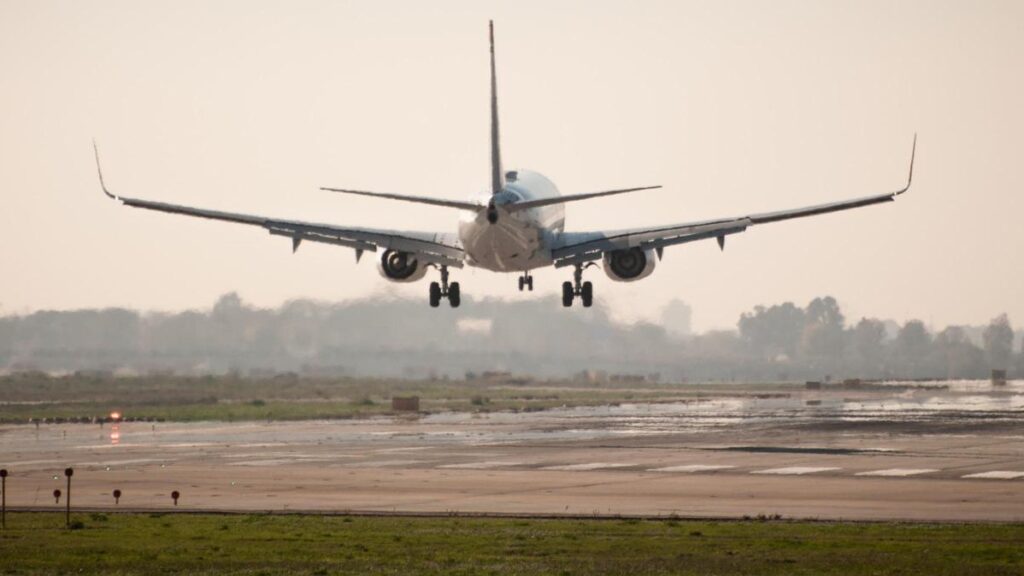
xmin=458 ymin=169 xmax=563 ymax=272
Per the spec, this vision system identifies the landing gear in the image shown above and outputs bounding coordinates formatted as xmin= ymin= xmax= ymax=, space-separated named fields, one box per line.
xmin=580 ymin=281 xmax=593 ymax=307
xmin=517 ymin=271 xmax=534 ymax=291
xmin=429 ymin=282 xmax=442 ymax=307
xmin=429 ymin=265 xmax=460 ymax=308
xmin=562 ymin=263 xmax=595 ymax=308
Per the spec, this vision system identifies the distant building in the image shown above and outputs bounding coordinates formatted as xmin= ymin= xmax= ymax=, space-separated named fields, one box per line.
xmin=661 ymin=299 xmax=693 ymax=337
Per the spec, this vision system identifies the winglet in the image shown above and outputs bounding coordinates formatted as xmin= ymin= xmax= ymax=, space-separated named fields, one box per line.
xmin=92 ymin=139 xmax=119 ymax=201
xmin=895 ymin=133 xmax=916 ymax=196
xmin=489 ymin=20 xmax=504 ymax=196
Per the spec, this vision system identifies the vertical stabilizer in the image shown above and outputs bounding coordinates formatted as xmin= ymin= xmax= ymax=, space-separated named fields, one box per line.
xmin=489 ymin=21 xmax=504 ymax=196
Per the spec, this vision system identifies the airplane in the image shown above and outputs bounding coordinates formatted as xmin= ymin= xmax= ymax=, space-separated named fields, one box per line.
xmin=94 ymin=21 xmax=915 ymax=309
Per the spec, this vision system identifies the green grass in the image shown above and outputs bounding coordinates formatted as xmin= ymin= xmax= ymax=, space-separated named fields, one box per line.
xmin=0 ymin=373 xmax=748 ymax=423
xmin=0 ymin=513 xmax=1021 ymax=575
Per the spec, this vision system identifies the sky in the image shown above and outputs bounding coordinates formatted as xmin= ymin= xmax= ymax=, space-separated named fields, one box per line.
xmin=1 ymin=0 xmax=1022 ymax=332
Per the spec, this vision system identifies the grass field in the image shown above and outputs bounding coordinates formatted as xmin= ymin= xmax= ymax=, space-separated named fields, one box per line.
xmin=0 ymin=373 xmax=773 ymax=423
xmin=0 ymin=513 xmax=1021 ymax=575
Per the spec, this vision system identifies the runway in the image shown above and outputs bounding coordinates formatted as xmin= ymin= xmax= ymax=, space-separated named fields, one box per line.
xmin=1 ymin=381 xmax=1022 ymax=522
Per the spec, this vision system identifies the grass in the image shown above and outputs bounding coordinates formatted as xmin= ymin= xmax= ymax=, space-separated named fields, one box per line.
xmin=0 ymin=373 xmax=774 ymax=423
xmin=0 ymin=512 xmax=1020 ymax=575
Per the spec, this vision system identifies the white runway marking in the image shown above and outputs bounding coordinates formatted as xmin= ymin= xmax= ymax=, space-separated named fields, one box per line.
xmin=962 ymin=471 xmax=1024 ymax=480
xmin=855 ymin=468 xmax=938 ymax=477
xmin=351 ymin=459 xmax=422 ymax=468
xmin=541 ymin=462 xmax=633 ymax=471
xmin=752 ymin=466 xmax=840 ymax=475
xmin=230 ymin=459 xmax=306 ymax=467
xmin=229 ymin=457 xmax=335 ymax=466
xmin=3 ymin=459 xmax=62 ymax=467
xmin=650 ymin=464 xmax=735 ymax=473
xmin=439 ymin=461 xmax=524 ymax=470
xmin=85 ymin=458 xmax=168 ymax=467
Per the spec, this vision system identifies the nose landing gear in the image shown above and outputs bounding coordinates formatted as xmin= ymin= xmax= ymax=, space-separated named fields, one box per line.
xmin=562 ymin=263 xmax=595 ymax=308
xmin=429 ymin=265 xmax=460 ymax=308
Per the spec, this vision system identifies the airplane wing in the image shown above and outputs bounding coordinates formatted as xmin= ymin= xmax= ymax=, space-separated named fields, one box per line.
xmin=551 ymin=136 xmax=916 ymax=269
xmin=93 ymin=145 xmax=464 ymax=267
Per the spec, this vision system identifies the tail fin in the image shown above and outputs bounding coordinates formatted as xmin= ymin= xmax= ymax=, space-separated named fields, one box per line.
xmin=489 ymin=20 xmax=504 ymax=196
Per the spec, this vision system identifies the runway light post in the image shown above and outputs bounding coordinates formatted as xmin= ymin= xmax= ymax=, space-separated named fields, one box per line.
xmin=64 ymin=467 xmax=73 ymax=529
xmin=113 ymin=489 xmax=121 ymax=505
xmin=1 ymin=468 xmax=8 ymax=530
xmin=53 ymin=489 xmax=61 ymax=504
xmin=171 ymin=490 xmax=180 ymax=506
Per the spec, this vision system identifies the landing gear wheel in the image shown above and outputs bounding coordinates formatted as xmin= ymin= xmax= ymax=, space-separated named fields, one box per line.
xmin=562 ymin=281 xmax=574 ymax=307
xmin=518 ymin=273 xmax=534 ymax=292
xmin=429 ymin=282 xmax=442 ymax=308
xmin=448 ymin=282 xmax=461 ymax=308
xmin=581 ymin=281 xmax=593 ymax=308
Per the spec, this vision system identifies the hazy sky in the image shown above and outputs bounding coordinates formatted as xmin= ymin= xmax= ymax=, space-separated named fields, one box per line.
xmin=1 ymin=0 xmax=1022 ymax=332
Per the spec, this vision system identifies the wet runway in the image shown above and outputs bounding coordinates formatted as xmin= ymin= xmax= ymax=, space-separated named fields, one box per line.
xmin=1 ymin=380 xmax=1022 ymax=521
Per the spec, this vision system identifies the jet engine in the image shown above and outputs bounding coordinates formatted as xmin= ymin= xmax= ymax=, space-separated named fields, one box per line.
xmin=377 ymin=249 xmax=428 ymax=282
xmin=602 ymin=247 xmax=656 ymax=282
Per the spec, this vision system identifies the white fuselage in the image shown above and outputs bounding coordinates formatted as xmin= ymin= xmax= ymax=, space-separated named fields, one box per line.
xmin=458 ymin=170 xmax=564 ymax=272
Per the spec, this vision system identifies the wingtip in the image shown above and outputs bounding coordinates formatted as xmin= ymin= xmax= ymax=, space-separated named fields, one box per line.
xmin=92 ymin=139 xmax=118 ymax=201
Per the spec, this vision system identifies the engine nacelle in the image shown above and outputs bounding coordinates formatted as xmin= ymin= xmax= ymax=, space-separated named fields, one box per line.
xmin=377 ymin=249 xmax=428 ymax=283
xmin=602 ymin=247 xmax=657 ymax=282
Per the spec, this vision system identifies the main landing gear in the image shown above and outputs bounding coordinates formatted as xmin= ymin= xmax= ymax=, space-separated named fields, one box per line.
xmin=517 ymin=271 xmax=534 ymax=291
xmin=429 ymin=265 xmax=460 ymax=308
xmin=562 ymin=263 xmax=594 ymax=308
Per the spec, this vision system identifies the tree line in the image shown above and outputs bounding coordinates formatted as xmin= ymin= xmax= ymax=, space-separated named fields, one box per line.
xmin=733 ymin=296 xmax=1018 ymax=380
xmin=0 ymin=293 xmax=1019 ymax=381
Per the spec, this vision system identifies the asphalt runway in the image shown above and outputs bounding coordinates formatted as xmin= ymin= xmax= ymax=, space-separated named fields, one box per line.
xmin=1 ymin=381 xmax=1022 ymax=522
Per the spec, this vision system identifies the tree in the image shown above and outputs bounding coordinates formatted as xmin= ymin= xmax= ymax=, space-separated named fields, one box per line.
xmin=933 ymin=326 xmax=984 ymax=379
xmin=1019 ymin=336 xmax=1024 ymax=378
xmin=895 ymin=320 xmax=932 ymax=377
xmin=850 ymin=318 xmax=887 ymax=373
xmin=801 ymin=296 xmax=846 ymax=360
xmin=982 ymin=314 xmax=1014 ymax=370
xmin=738 ymin=302 xmax=805 ymax=360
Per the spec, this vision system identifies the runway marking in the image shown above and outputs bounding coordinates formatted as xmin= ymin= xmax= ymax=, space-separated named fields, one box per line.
xmin=752 ymin=466 xmax=840 ymax=475
xmin=541 ymin=462 xmax=633 ymax=471
xmin=962 ymin=471 xmax=1024 ymax=480
xmin=2 ymin=459 xmax=62 ymax=467
xmin=230 ymin=459 xmax=309 ymax=467
xmin=229 ymin=457 xmax=335 ymax=466
xmin=85 ymin=458 xmax=168 ymax=467
xmin=855 ymin=468 xmax=938 ymax=477
xmin=347 ymin=459 xmax=422 ymax=468
xmin=439 ymin=461 xmax=524 ymax=470
xmin=650 ymin=464 xmax=735 ymax=473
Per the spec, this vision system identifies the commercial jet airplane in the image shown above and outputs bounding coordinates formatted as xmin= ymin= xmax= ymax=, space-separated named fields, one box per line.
xmin=94 ymin=22 xmax=915 ymax=309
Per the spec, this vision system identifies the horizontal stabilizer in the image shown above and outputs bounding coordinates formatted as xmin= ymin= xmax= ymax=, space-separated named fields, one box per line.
xmin=505 ymin=185 xmax=661 ymax=212
xmin=320 ymin=187 xmax=483 ymax=211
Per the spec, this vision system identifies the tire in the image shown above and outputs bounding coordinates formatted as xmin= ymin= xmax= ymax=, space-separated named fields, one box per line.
xmin=429 ymin=282 xmax=441 ymax=308
xmin=527 ymin=276 xmax=534 ymax=291
xmin=518 ymin=276 xmax=524 ymax=291
xmin=581 ymin=281 xmax=593 ymax=308
xmin=449 ymin=282 xmax=461 ymax=308
xmin=562 ymin=281 xmax=574 ymax=307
